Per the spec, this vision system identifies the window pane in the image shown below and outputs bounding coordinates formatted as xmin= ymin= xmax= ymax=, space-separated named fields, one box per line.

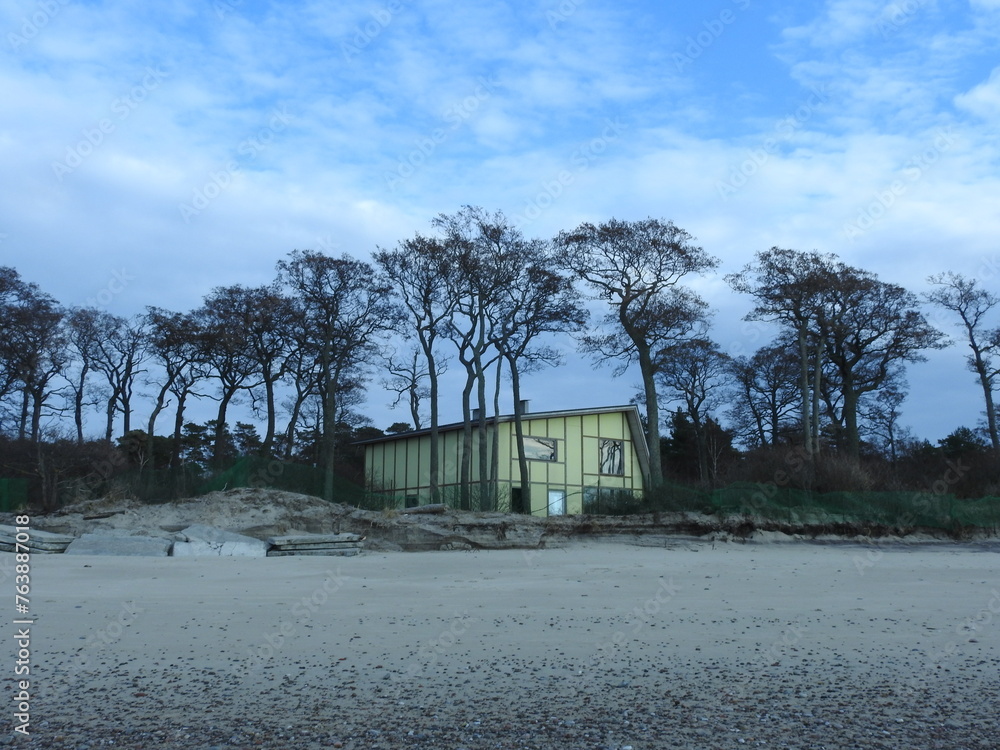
xmin=524 ymin=436 xmax=557 ymax=461
xmin=599 ymin=439 xmax=624 ymax=475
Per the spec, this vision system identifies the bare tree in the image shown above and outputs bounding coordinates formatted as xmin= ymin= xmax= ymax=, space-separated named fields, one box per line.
xmin=859 ymin=371 xmax=908 ymax=462
xmin=728 ymin=342 xmax=800 ymax=448
xmin=64 ymin=308 xmax=105 ymax=443
xmin=277 ymin=250 xmax=399 ymax=501
xmin=277 ymin=299 xmax=323 ymax=460
xmin=374 ymin=234 xmax=461 ymax=502
xmin=381 ymin=345 xmax=447 ymax=431
xmin=727 ymin=248 xmax=834 ymax=458
xmin=88 ymin=314 xmax=148 ymax=442
xmin=239 ymin=285 xmax=295 ymax=456
xmin=555 ymin=218 xmax=718 ymax=488
xmin=434 ymin=207 xmax=522 ymax=509
xmin=925 ymin=272 xmax=1000 ymax=451
xmin=494 ymin=247 xmax=587 ymax=512
xmin=144 ymin=308 xmax=205 ymax=469
xmin=0 ymin=268 xmax=67 ymax=441
xmin=821 ymin=265 xmax=945 ymax=459
xmin=194 ymin=288 xmax=263 ymax=466
xmin=656 ymin=338 xmax=731 ymax=482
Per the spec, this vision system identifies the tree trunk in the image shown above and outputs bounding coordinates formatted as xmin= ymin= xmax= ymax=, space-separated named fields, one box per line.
xmin=262 ymin=373 xmax=277 ymax=457
xmin=121 ymin=390 xmax=132 ymax=436
xmin=30 ymin=387 xmax=43 ymax=443
xmin=213 ymin=388 xmax=235 ymax=467
xmin=282 ymin=387 xmax=307 ymax=460
xmin=797 ymin=328 xmax=813 ymax=457
xmin=105 ymin=393 xmax=116 ymax=443
xmin=426 ymin=344 xmax=440 ymax=502
xmin=459 ymin=370 xmax=475 ymax=510
xmin=508 ymin=355 xmax=530 ymax=514
xmin=171 ymin=391 xmax=188 ymax=470
xmin=636 ymin=344 xmax=663 ymax=488
xmin=490 ymin=357 xmax=502 ymax=511
xmin=842 ymin=386 xmax=861 ymax=460
xmin=811 ymin=336 xmax=822 ymax=455
xmin=476 ymin=363 xmax=490 ymax=511
xmin=146 ymin=380 xmax=172 ymax=471
xmin=971 ymin=348 xmax=1000 ymax=451
xmin=692 ymin=413 xmax=708 ymax=483
xmin=74 ymin=362 xmax=88 ymax=444
xmin=984 ymin=381 xmax=999 ymax=452
xmin=474 ymin=313 xmax=490 ymax=511
xmin=18 ymin=388 xmax=29 ymax=441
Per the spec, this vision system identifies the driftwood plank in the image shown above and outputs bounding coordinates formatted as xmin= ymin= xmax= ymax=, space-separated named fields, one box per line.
xmin=270 ymin=542 xmax=362 ymax=552
xmin=266 ymin=548 xmax=361 ymax=557
xmin=267 ymin=533 xmax=364 ymax=546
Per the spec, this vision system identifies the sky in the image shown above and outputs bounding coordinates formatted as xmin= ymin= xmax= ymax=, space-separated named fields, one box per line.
xmin=2 ymin=0 xmax=1000 ymax=445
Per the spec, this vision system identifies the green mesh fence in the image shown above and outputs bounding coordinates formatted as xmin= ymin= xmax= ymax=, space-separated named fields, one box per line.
xmin=194 ymin=457 xmax=399 ymax=510
xmin=0 ymin=479 xmax=28 ymax=512
xmin=634 ymin=481 xmax=1000 ymax=532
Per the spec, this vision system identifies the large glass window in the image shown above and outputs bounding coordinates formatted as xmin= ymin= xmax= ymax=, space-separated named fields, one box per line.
xmin=599 ymin=438 xmax=624 ymax=475
xmin=523 ymin=436 xmax=558 ymax=462
xmin=583 ymin=487 xmax=638 ymax=514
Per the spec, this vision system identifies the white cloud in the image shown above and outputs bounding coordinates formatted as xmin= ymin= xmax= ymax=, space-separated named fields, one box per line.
xmin=780 ymin=0 xmax=885 ymax=48
xmin=954 ymin=66 xmax=1000 ymax=119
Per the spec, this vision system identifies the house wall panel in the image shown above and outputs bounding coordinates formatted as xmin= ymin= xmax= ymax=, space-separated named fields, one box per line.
xmin=362 ymin=407 xmax=649 ymax=510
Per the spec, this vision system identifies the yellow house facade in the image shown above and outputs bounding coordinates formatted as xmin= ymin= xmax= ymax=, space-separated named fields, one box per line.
xmin=359 ymin=404 xmax=650 ymax=515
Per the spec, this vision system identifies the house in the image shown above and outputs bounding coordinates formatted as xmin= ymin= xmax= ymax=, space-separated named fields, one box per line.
xmin=357 ymin=403 xmax=650 ymax=515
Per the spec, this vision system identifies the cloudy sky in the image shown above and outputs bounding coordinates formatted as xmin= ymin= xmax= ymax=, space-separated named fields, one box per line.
xmin=3 ymin=0 xmax=999 ymax=444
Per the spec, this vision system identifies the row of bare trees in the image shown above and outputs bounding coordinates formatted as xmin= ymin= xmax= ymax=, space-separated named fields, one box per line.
xmin=2 ymin=210 xmax=999 ymax=506
xmin=650 ymin=251 xmax=1000 ymax=485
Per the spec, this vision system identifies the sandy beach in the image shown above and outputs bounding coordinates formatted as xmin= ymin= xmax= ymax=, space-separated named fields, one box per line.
xmin=9 ymin=541 xmax=1000 ymax=749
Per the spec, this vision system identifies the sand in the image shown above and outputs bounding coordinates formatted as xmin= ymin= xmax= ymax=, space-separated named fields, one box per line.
xmin=8 ymin=541 xmax=1000 ymax=749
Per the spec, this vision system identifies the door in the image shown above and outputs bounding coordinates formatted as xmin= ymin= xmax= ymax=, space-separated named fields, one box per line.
xmin=547 ymin=489 xmax=566 ymax=516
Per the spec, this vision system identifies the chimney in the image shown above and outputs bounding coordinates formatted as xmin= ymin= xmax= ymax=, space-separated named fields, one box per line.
xmin=516 ymin=399 xmax=530 ymax=415
xmin=472 ymin=408 xmax=481 ymax=421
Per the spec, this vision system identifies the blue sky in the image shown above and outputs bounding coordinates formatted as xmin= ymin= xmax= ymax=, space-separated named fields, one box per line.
xmin=2 ymin=0 xmax=1000 ymax=443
